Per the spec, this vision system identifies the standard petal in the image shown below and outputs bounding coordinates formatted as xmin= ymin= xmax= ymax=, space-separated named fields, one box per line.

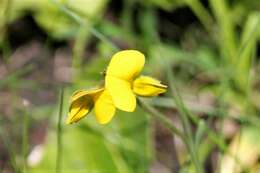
xmin=133 ymin=76 xmax=167 ymax=97
xmin=66 ymin=96 xmax=93 ymax=124
xmin=106 ymin=50 xmax=145 ymax=81
xmin=105 ymin=76 xmax=136 ymax=112
xmin=94 ymin=90 xmax=116 ymax=124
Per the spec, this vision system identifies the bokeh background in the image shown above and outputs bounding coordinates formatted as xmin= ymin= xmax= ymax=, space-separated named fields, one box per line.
xmin=0 ymin=0 xmax=260 ymax=172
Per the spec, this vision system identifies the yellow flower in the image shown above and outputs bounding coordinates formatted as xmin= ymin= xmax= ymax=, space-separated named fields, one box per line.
xmin=66 ymin=50 xmax=167 ymax=125
xmin=66 ymin=87 xmax=116 ymax=124
xmin=105 ymin=50 xmax=167 ymax=112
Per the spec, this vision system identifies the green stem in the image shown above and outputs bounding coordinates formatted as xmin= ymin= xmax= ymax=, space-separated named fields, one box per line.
xmin=139 ymin=97 xmax=203 ymax=172
xmin=137 ymin=99 xmax=186 ymax=145
xmin=56 ymin=87 xmax=64 ymax=173
xmin=166 ymin=67 xmax=204 ymax=173
xmin=22 ymin=111 xmax=30 ymax=173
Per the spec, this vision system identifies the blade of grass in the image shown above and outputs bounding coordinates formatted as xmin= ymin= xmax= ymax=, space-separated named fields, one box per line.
xmin=158 ymin=87 xmax=245 ymax=169
xmin=50 ymin=0 xmax=119 ymax=51
xmin=209 ymin=0 xmax=237 ymax=64
xmin=166 ymin=66 xmax=204 ymax=173
xmin=235 ymin=13 xmax=260 ymax=92
xmin=152 ymin=29 xmax=204 ymax=172
xmin=151 ymin=25 xmax=242 ymax=172
xmin=22 ymin=110 xmax=30 ymax=173
xmin=56 ymin=87 xmax=64 ymax=173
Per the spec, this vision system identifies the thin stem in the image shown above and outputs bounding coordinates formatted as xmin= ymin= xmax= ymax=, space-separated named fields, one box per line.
xmin=139 ymin=98 xmax=205 ymax=172
xmin=166 ymin=67 xmax=204 ymax=173
xmin=56 ymin=87 xmax=64 ymax=173
xmin=22 ymin=111 xmax=30 ymax=173
xmin=137 ymin=99 xmax=186 ymax=144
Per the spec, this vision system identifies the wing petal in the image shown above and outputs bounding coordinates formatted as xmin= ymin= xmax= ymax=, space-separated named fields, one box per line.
xmin=94 ymin=90 xmax=116 ymax=124
xmin=105 ymin=76 xmax=136 ymax=112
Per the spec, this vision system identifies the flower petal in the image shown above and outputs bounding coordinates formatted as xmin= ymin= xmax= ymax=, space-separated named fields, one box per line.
xmin=66 ymin=96 xmax=93 ymax=124
xmin=106 ymin=50 xmax=145 ymax=81
xmin=133 ymin=76 xmax=167 ymax=96
xmin=94 ymin=90 xmax=116 ymax=124
xmin=66 ymin=88 xmax=104 ymax=124
xmin=105 ymin=76 xmax=136 ymax=112
xmin=70 ymin=88 xmax=104 ymax=103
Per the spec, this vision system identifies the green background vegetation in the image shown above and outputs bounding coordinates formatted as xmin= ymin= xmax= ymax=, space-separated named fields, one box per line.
xmin=0 ymin=0 xmax=260 ymax=172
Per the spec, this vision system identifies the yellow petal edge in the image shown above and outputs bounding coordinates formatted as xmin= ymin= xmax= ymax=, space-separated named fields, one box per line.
xmin=106 ymin=50 xmax=145 ymax=80
xmin=133 ymin=76 xmax=167 ymax=97
xmin=94 ymin=89 xmax=116 ymax=124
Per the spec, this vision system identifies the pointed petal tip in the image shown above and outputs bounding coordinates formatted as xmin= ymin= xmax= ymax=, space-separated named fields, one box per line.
xmin=65 ymin=116 xmax=74 ymax=125
xmin=133 ymin=76 xmax=168 ymax=96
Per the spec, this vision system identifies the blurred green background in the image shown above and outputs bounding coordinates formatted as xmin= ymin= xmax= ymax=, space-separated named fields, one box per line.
xmin=0 ymin=0 xmax=260 ymax=172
